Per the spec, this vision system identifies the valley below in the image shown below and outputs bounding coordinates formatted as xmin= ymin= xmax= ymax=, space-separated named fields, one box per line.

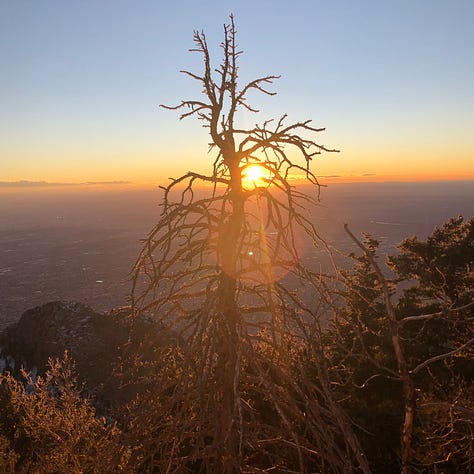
xmin=1 ymin=180 xmax=473 ymax=330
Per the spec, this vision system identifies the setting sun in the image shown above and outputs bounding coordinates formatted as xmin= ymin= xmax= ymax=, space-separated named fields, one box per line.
xmin=241 ymin=164 xmax=270 ymax=190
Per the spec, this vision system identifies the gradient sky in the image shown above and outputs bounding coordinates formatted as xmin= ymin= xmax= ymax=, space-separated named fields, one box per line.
xmin=1 ymin=0 xmax=473 ymax=185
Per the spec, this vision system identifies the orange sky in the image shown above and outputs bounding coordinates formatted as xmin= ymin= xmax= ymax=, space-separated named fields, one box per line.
xmin=1 ymin=3 xmax=473 ymax=185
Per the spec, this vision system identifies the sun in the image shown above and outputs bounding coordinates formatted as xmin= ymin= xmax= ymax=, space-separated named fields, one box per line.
xmin=241 ymin=164 xmax=270 ymax=190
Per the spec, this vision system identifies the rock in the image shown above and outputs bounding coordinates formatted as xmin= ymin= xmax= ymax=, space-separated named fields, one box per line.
xmin=0 ymin=300 xmax=181 ymax=412
xmin=0 ymin=301 xmax=130 ymax=392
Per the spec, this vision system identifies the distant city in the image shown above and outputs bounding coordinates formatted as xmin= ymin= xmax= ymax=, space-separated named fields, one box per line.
xmin=1 ymin=180 xmax=473 ymax=330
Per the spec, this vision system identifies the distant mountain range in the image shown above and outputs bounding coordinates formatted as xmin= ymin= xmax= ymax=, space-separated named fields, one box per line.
xmin=0 ymin=180 xmax=131 ymax=187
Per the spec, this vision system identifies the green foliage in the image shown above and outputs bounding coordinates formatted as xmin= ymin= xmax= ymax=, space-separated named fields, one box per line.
xmin=390 ymin=216 xmax=474 ymax=305
xmin=391 ymin=218 xmax=474 ymax=382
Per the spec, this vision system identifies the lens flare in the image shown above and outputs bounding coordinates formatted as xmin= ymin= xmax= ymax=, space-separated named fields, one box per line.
xmin=241 ymin=164 xmax=270 ymax=190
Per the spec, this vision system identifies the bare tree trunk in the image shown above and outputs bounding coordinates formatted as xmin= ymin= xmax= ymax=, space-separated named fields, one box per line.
xmin=390 ymin=331 xmax=416 ymax=474
xmin=215 ymin=317 xmax=239 ymax=473
xmin=132 ymin=16 xmax=346 ymax=471
xmin=215 ymin=166 xmax=244 ymax=473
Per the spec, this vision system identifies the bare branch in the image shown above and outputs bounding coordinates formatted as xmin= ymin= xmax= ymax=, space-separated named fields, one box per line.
xmin=400 ymin=300 xmax=474 ymax=325
xmin=411 ymin=336 xmax=474 ymax=375
xmin=130 ymin=15 xmax=352 ymax=472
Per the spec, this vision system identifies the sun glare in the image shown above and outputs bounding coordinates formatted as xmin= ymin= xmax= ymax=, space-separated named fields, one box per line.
xmin=241 ymin=164 xmax=270 ymax=190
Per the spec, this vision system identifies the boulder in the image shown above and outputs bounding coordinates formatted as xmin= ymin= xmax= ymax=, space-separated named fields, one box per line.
xmin=0 ymin=300 xmax=182 ymax=411
xmin=0 ymin=301 xmax=130 ymax=392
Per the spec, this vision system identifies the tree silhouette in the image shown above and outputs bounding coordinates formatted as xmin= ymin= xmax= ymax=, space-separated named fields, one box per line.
xmin=131 ymin=16 xmax=369 ymax=472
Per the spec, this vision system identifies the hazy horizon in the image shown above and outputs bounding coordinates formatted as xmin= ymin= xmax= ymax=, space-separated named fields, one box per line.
xmin=1 ymin=5 xmax=473 ymax=469
xmin=1 ymin=176 xmax=474 ymax=191
xmin=2 ymin=180 xmax=473 ymax=330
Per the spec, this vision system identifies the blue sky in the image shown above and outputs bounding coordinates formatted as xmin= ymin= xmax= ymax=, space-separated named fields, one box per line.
xmin=1 ymin=0 xmax=473 ymax=184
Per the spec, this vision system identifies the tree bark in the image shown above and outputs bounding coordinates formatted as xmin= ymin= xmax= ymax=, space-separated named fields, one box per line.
xmin=214 ymin=159 xmax=244 ymax=473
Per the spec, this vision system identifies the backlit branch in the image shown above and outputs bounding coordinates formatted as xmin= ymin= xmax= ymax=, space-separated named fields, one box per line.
xmin=130 ymin=15 xmax=363 ymax=473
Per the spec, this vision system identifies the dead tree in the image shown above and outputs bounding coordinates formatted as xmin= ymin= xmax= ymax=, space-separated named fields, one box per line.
xmin=131 ymin=16 xmax=369 ymax=473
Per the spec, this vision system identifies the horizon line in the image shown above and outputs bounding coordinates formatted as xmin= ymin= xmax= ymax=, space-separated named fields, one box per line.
xmin=2 ymin=176 xmax=474 ymax=191
xmin=0 ymin=180 xmax=132 ymax=188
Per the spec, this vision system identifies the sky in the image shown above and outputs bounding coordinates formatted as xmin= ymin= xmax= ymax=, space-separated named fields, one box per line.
xmin=1 ymin=0 xmax=473 ymax=185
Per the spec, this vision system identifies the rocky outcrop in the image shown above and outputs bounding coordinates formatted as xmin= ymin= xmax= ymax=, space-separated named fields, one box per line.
xmin=0 ymin=300 xmax=181 ymax=410
xmin=0 ymin=301 xmax=130 ymax=391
